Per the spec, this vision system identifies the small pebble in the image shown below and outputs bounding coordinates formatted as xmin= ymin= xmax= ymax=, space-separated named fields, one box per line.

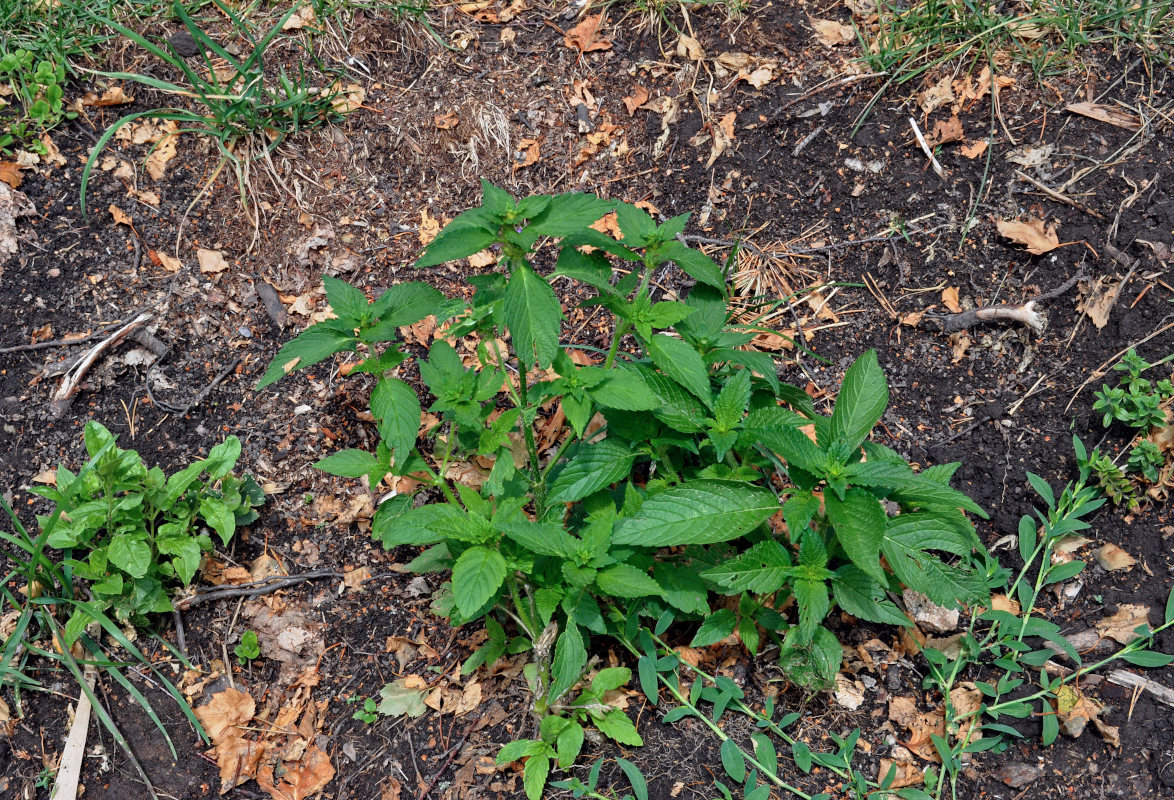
xmin=294 ymin=404 xmax=312 ymax=415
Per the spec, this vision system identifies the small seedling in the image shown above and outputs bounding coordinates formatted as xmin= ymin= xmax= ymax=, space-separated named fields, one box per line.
xmin=350 ymin=697 xmax=379 ymax=724
xmin=234 ymin=630 xmax=260 ymax=665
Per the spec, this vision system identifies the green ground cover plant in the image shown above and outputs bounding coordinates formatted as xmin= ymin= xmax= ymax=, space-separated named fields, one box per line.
xmin=259 ymin=184 xmax=994 ymax=798
xmin=1 ymin=421 xmax=262 ymax=796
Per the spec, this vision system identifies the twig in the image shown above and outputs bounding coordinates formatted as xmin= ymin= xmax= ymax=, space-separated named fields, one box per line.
xmin=0 ymin=324 xmax=126 ymax=355
xmin=1108 ymin=669 xmax=1174 ymax=707
xmin=50 ymin=312 xmax=152 ymax=419
xmin=148 ymin=357 xmax=241 ymax=417
xmin=174 ymin=570 xmax=343 ymax=610
xmin=908 ymin=116 xmax=945 ymax=180
xmin=921 ymin=273 xmax=1084 ymax=333
xmin=1014 ymin=170 xmax=1106 ymax=220
xmin=761 ymin=72 xmax=885 ymax=128
xmin=416 ymin=725 xmax=474 ymax=800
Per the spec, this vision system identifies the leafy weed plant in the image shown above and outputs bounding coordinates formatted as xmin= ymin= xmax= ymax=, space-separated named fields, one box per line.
xmin=0 ymin=422 xmax=261 ymax=794
xmin=260 ymin=184 xmax=990 ymax=798
xmin=80 ymin=0 xmax=345 ymax=214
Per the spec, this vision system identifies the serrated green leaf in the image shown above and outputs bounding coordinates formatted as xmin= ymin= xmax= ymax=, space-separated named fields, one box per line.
xmin=372 ymin=499 xmax=456 ymax=548
xmin=370 ymin=281 xmax=445 ymax=327
xmin=755 ymin=424 xmax=827 ymax=476
xmin=793 ymin=578 xmax=830 ymax=643
xmin=256 ymin=324 xmax=357 ymax=389
xmin=832 ymin=565 xmax=912 ymax=627
xmin=314 ymin=448 xmax=380 ymax=477
xmin=829 ymin=349 xmax=888 ymax=450
xmin=323 ymin=275 xmax=369 ymax=324
xmin=554 ymin=246 xmax=614 ymax=291
xmin=503 ymin=263 xmax=562 ymax=367
xmin=588 ymin=368 xmax=660 ymax=411
xmin=645 ymin=334 xmax=713 ymax=408
xmin=656 ymin=239 xmax=727 ymax=290
xmin=416 ymin=216 xmax=498 ymax=267
xmin=522 ymin=753 xmax=551 ymax=800
xmin=701 ymin=540 xmax=791 ymax=594
xmin=594 ymin=708 xmax=643 ymax=746
xmin=713 ymin=368 xmax=751 ymax=431
xmin=614 ymin=202 xmax=656 ymax=246
xmin=691 ymin=608 xmax=737 ymax=647
xmin=824 ymin=487 xmax=887 ymax=583
xmin=550 ymin=621 xmax=586 ymax=701
xmin=548 ymin=440 xmax=638 ymax=504
xmin=451 ymin=545 xmax=507 ymax=617
xmin=529 ymin=193 xmax=614 ymax=236
xmin=612 ymin=481 xmax=777 ymax=547
xmin=595 ymin=563 xmax=665 ymax=598
xmin=499 ymin=520 xmax=578 ymax=557
xmin=556 ymin=721 xmax=585 ymax=769
xmin=654 ymin=562 xmax=710 ymax=614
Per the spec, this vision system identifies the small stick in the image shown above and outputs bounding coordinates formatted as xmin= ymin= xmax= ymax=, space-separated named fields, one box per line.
xmin=50 ymin=312 xmax=152 ymax=419
xmin=50 ymin=631 xmax=99 ymax=800
xmin=922 ymin=273 xmax=1084 ymax=334
xmin=1108 ymin=669 xmax=1174 ymax=707
xmin=417 ymin=725 xmax=475 ymax=800
xmin=909 ymin=116 xmax=945 ymax=181
xmin=174 ymin=570 xmax=343 ymax=610
xmin=1015 ymin=170 xmax=1106 ymax=220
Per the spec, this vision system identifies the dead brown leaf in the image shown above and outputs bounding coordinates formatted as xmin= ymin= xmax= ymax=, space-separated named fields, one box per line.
xmin=706 ymin=112 xmax=736 ymax=169
xmin=331 ymin=83 xmax=365 ymax=114
xmin=81 ymin=86 xmax=132 ymax=107
xmin=959 ymin=140 xmax=989 ymax=159
xmin=623 ymin=85 xmax=650 ymax=115
xmin=926 ymin=115 xmax=965 ymax=147
xmin=257 ymin=743 xmax=335 ymax=800
xmin=564 ymin=14 xmax=612 ymax=53
xmin=434 ymin=111 xmax=460 ymax=129
xmin=342 ymin=565 xmax=371 ymax=592
xmin=1066 ymin=102 xmax=1141 ymax=131
xmin=949 ymin=330 xmax=971 ymax=364
xmin=281 ymin=5 xmax=317 ymax=29
xmin=888 ymin=696 xmax=946 ymax=761
xmin=941 ymin=286 xmax=962 ymax=313
xmin=996 ymin=218 xmax=1059 ymax=255
xmin=878 ymin=759 xmax=924 ymax=788
xmin=514 ymin=138 xmax=540 ymax=170
xmin=1054 ymin=685 xmax=1102 ymax=738
xmin=144 ymin=131 xmax=178 ymax=180
xmin=197 ymin=248 xmax=230 ymax=274
xmin=1094 ymin=543 xmax=1136 ymax=572
xmin=949 ymin=682 xmax=983 ymax=747
xmin=1076 ymin=276 xmax=1121 ymax=329
xmin=809 ymin=16 xmax=855 ymax=46
xmin=0 ymin=162 xmax=22 ymax=189
xmin=419 ymin=208 xmax=440 ymax=246
xmin=108 ymin=204 xmax=132 ymax=227
xmin=1096 ymin=603 xmax=1150 ymax=645
xmin=676 ymin=34 xmax=704 ymax=61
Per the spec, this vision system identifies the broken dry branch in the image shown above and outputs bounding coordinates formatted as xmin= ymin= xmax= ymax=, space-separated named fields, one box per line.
xmin=909 ymin=116 xmax=945 ymax=180
xmin=921 ymin=274 xmax=1084 ymax=334
xmin=1108 ymin=670 xmax=1174 ymax=707
xmin=175 ymin=570 xmax=344 ymax=610
xmin=49 ymin=312 xmax=152 ymax=419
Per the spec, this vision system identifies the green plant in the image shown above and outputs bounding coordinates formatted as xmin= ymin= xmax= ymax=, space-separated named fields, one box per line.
xmin=2 ymin=425 xmax=233 ymax=794
xmin=1126 ymin=440 xmax=1164 ymax=482
xmin=28 ymin=421 xmax=264 ymax=630
xmin=917 ymin=437 xmax=1174 ymax=800
xmin=234 ymin=629 xmax=260 ymax=665
xmin=260 ymin=184 xmax=988 ymax=798
xmin=1080 ymin=445 xmax=1138 ymax=510
xmin=80 ymin=0 xmax=346 ymax=214
xmin=350 ymin=696 xmax=379 ymax=723
xmin=1093 ymin=348 xmax=1173 ymax=431
xmin=0 ymin=50 xmax=69 ymax=149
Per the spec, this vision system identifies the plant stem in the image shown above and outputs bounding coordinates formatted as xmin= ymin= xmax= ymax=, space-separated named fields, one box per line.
xmin=603 ymin=321 xmax=629 ymax=370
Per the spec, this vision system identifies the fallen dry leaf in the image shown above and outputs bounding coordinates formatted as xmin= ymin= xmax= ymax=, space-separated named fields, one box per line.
xmin=941 ymin=286 xmax=962 ymax=313
xmin=878 ymin=759 xmax=924 ymax=789
xmin=342 ymin=565 xmax=371 ymax=592
xmin=833 ymin=674 xmax=865 ymax=710
xmin=564 ymin=14 xmax=612 ymax=53
xmin=959 ymin=140 xmax=989 ymax=159
xmin=676 ymin=34 xmax=704 ymax=61
xmin=1055 ymin=684 xmax=1102 ymax=738
xmin=514 ymin=138 xmax=540 ymax=170
xmin=1094 ymin=543 xmax=1136 ymax=572
xmin=197 ymin=248 xmax=230 ymax=274
xmin=419 ymin=208 xmax=440 ymax=246
xmin=0 ymin=181 xmax=35 ymax=257
xmin=196 ymin=687 xmax=256 ymax=744
xmin=0 ymin=161 xmax=22 ymax=189
xmin=949 ymin=682 xmax=983 ymax=747
xmin=996 ymin=218 xmax=1059 ymax=255
xmin=949 ymin=330 xmax=971 ymax=364
xmin=888 ymin=696 xmax=945 ymax=762
xmin=623 ymin=85 xmax=650 ymax=115
xmin=258 ymin=744 xmax=335 ymax=800
xmin=1065 ymin=101 xmax=1141 ymax=131
xmin=281 ymin=4 xmax=317 ymax=29
xmin=706 ymin=112 xmax=736 ymax=169
xmin=331 ymin=83 xmax=366 ymax=114
xmin=926 ymin=115 xmax=965 ymax=147
xmin=809 ymin=17 xmax=855 ymax=46
xmin=1096 ymin=603 xmax=1150 ymax=645
xmin=40 ymin=135 xmax=67 ymax=168
xmin=1076 ymin=276 xmax=1121 ymax=329
xmin=81 ymin=86 xmax=132 ymax=107
xmin=144 ymin=131 xmax=178 ymax=181
xmin=108 ymin=204 xmax=132 ymax=227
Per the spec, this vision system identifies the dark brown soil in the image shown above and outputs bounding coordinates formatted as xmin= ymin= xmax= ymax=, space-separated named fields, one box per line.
xmin=2 ymin=2 xmax=1173 ymax=799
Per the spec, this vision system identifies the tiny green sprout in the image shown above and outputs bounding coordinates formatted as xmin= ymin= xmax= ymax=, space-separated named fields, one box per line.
xmin=351 ymin=697 xmax=379 ymax=724
xmin=303 ymin=493 xmax=314 ymax=504
xmin=235 ymin=630 xmax=260 ymax=665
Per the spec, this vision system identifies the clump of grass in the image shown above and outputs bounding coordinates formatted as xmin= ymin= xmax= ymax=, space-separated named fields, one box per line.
xmin=80 ymin=0 xmax=346 ymax=215
xmin=857 ymin=0 xmax=1172 ymax=93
